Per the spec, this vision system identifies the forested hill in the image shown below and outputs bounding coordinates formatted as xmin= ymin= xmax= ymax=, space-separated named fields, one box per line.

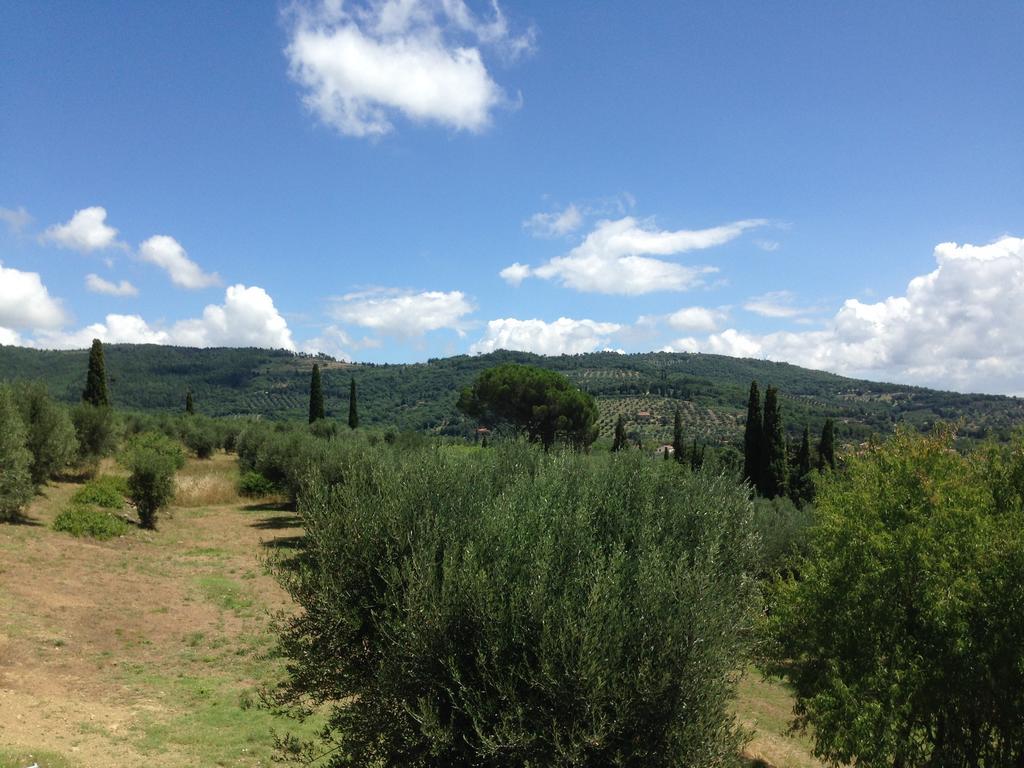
xmin=1 ymin=344 xmax=1021 ymax=445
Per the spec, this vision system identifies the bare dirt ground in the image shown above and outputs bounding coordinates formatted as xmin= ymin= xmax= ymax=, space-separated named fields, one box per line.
xmin=0 ymin=451 xmax=820 ymax=768
xmin=0 ymin=453 xmax=306 ymax=768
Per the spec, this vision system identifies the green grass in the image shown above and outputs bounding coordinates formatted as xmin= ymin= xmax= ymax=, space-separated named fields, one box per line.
xmin=194 ymin=575 xmax=254 ymax=616
xmin=52 ymin=504 xmax=130 ymax=540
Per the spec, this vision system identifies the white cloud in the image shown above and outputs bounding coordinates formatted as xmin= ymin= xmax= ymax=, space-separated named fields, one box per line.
xmin=42 ymin=206 xmax=121 ymax=252
xmin=285 ymin=0 xmax=530 ymax=137
xmin=523 ymin=203 xmax=583 ymax=237
xmin=0 ymin=327 xmax=24 ymax=346
xmin=513 ymin=216 xmax=766 ymax=295
xmin=0 ymin=206 xmax=32 ymax=233
xmin=331 ymin=288 xmax=474 ymax=335
xmin=470 ymin=317 xmax=621 ymax=356
xmin=661 ymin=336 xmax=701 ymax=353
xmin=690 ymin=237 xmax=1024 ymax=394
xmin=301 ymin=324 xmax=353 ymax=360
xmin=744 ymin=290 xmax=819 ymax=318
xmin=170 ymin=285 xmax=295 ymax=349
xmin=667 ymin=306 xmax=727 ymax=332
xmin=0 ymin=262 xmax=67 ymax=329
xmin=85 ymin=274 xmax=139 ymax=297
xmin=499 ymin=262 xmax=531 ymax=286
xmin=138 ymin=235 xmax=220 ymax=289
xmin=755 ymin=239 xmax=780 ymax=252
xmin=30 ymin=284 xmax=295 ymax=351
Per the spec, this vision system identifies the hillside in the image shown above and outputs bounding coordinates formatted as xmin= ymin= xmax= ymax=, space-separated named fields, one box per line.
xmin=1 ymin=344 xmax=1022 ymax=445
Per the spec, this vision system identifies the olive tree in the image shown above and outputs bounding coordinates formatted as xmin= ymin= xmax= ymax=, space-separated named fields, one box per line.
xmin=120 ymin=432 xmax=184 ymax=529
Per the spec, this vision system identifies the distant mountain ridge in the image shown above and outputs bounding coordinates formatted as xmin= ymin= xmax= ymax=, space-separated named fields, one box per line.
xmin=1 ymin=344 xmax=1021 ymax=444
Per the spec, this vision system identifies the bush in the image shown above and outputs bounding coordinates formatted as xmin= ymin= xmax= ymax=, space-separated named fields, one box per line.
xmin=0 ymin=386 xmax=34 ymax=520
xmin=768 ymin=428 xmax=1024 ymax=766
xmin=183 ymin=419 xmax=219 ymax=459
xmin=72 ymin=403 xmax=121 ymax=465
xmin=120 ymin=432 xmax=183 ymax=529
xmin=15 ymin=382 xmax=78 ymax=485
xmin=53 ymin=504 xmax=130 ymax=540
xmin=751 ymin=496 xmax=813 ymax=575
xmin=270 ymin=444 xmax=760 ymax=767
xmin=238 ymin=470 xmax=278 ymax=498
xmin=72 ymin=475 xmax=129 ymax=509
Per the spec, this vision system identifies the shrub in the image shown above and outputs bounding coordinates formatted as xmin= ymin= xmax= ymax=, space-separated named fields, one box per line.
xmin=72 ymin=403 xmax=120 ymax=464
xmin=238 ymin=470 xmax=278 ymax=498
xmin=0 ymin=386 xmax=34 ymax=520
xmin=15 ymin=382 xmax=79 ymax=485
xmin=751 ymin=495 xmax=813 ymax=575
xmin=53 ymin=504 xmax=130 ymax=540
xmin=270 ymin=444 xmax=760 ymax=767
xmin=768 ymin=428 xmax=1024 ymax=766
xmin=121 ymin=432 xmax=183 ymax=529
xmin=72 ymin=475 xmax=129 ymax=509
xmin=183 ymin=419 xmax=219 ymax=459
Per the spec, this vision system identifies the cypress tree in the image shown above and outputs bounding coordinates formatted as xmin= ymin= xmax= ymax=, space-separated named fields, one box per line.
xmin=690 ymin=438 xmax=704 ymax=471
xmin=672 ymin=408 xmax=685 ymax=464
xmin=790 ymin=425 xmax=815 ymax=504
xmin=743 ymin=381 xmax=762 ymax=490
xmin=309 ymin=364 xmax=325 ymax=423
xmin=760 ymin=385 xmax=787 ymax=499
xmin=185 ymin=391 xmax=195 ymax=415
xmin=798 ymin=426 xmax=811 ymax=476
xmin=818 ymin=419 xmax=836 ymax=471
xmin=611 ymin=414 xmax=627 ymax=452
xmin=82 ymin=338 xmax=109 ymax=407
xmin=348 ymin=377 xmax=359 ymax=429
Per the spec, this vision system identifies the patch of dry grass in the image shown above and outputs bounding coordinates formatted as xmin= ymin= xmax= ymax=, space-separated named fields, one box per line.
xmin=173 ymin=453 xmax=240 ymax=508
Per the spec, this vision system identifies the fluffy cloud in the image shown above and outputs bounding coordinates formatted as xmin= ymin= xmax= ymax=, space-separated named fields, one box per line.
xmin=301 ymin=325 xmax=353 ymax=360
xmin=0 ymin=327 xmax=24 ymax=346
xmin=0 ymin=206 xmax=31 ymax=233
xmin=286 ymin=0 xmax=531 ymax=137
xmin=667 ymin=306 xmax=727 ymax=332
xmin=499 ymin=262 xmax=531 ymax=287
xmin=171 ymin=285 xmax=295 ymax=349
xmin=509 ymin=216 xmax=766 ymax=295
xmin=138 ymin=235 xmax=220 ymax=289
xmin=85 ymin=273 xmax=139 ymax=297
xmin=470 ymin=317 xmax=622 ymax=356
xmin=31 ymin=285 xmax=295 ymax=351
xmin=42 ymin=206 xmax=121 ymax=252
xmin=331 ymin=289 xmax=474 ymax=335
xmin=0 ymin=262 xmax=67 ymax=329
xmin=693 ymin=237 xmax=1024 ymax=394
xmin=523 ymin=204 xmax=583 ymax=238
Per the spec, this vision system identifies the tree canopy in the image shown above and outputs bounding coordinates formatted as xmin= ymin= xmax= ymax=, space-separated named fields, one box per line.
xmin=457 ymin=363 xmax=599 ymax=449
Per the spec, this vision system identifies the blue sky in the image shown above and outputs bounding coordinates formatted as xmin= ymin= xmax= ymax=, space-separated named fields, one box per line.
xmin=2 ymin=1 xmax=1023 ymax=393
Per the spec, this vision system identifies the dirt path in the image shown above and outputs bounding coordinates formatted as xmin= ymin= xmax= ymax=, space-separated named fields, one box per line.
xmin=0 ymin=454 xmax=305 ymax=768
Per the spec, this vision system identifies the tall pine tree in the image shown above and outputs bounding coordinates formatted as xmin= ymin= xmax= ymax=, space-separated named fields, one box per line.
xmin=82 ymin=338 xmax=110 ymax=407
xmin=790 ymin=425 xmax=815 ymax=504
xmin=611 ymin=414 xmax=627 ymax=452
xmin=672 ymin=407 xmax=685 ymax=464
xmin=760 ymin=385 xmax=787 ymax=499
xmin=185 ymin=391 xmax=195 ymax=415
xmin=818 ymin=419 xmax=836 ymax=471
xmin=309 ymin=364 xmax=325 ymax=423
xmin=348 ymin=377 xmax=359 ymax=429
xmin=743 ymin=381 xmax=762 ymax=490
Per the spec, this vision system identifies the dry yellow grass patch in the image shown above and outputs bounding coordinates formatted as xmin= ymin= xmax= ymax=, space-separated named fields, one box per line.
xmin=173 ymin=453 xmax=240 ymax=507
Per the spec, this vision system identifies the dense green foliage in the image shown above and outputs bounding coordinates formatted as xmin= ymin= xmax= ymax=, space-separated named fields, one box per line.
xmin=743 ymin=382 xmax=762 ymax=488
xmin=817 ymin=418 xmax=835 ymax=471
xmin=769 ymin=428 xmax=1024 ymax=767
xmin=309 ymin=364 xmax=325 ymax=423
xmin=457 ymin=363 xmax=599 ymax=448
xmin=0 ymin=386 xmax=34 ymax=520
xmin=120 ymin=432 xmax=184 ymax=529
xmin=71 ymin=475 xmax=128 ymax=509
xmin=72 ymin=403 xmax=120 ymax=466
xmin=348 ymin=376 xmax=358 ymax=429
xmin=14 ymin=381 xmax=78 ymax=485
xmin=271 ymin=442 xmax=761 ymax=767
xmin=82 ymin=338 xmax=110 ymax=407
xmin=3 ymin=346 xmax=1018 ymax=445
xmin=53 ymin=504 xmax=130 ymax=540
xmin=612 ymin=413 xmax=627 ymax=451
xmin=760 ymin=386 xmax=787 ymax=498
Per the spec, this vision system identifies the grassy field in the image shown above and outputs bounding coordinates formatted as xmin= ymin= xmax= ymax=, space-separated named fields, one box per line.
xmin=0 ymin=452 xmax=822 ymax=768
